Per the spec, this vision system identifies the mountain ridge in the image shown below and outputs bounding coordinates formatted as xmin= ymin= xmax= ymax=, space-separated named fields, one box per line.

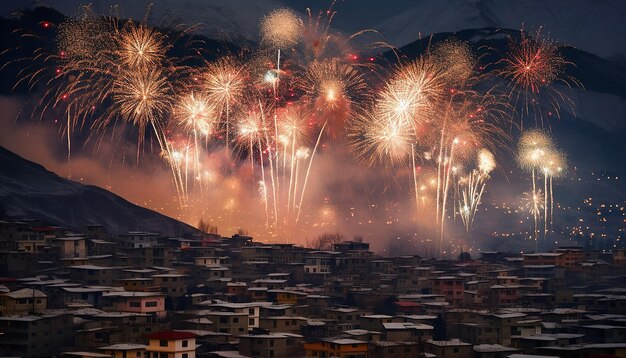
xmin=0 ymin=145 xmax=200 ymax=236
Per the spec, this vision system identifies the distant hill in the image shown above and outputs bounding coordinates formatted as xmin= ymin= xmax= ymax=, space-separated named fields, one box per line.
xmin=0 ymin=146 xmax=199 ymax=236
xmin=374 ymin=0 xmax=626 ymax=61
xmin=382 ymin=27 xmax=626 ymax=171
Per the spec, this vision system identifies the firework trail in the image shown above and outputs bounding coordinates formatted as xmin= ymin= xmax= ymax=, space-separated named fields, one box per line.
xmin=517 ymin=130 xmax=565 ymax=248
xmin=458 ymin=149 xmax=495 ymax=240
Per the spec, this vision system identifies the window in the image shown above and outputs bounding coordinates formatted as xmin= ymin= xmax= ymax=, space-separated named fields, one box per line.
xmin=159 ymin=340 xmax=168 ymax=347
xmin=233 ymin=317 xmax=239 ymax=323
xmin=129 ymin=301 xmax=141 ymax=307
xmin=182 ymin=354 xmax=188 ymax=358
xmin=145 ymin=301 xmax=158 ymax=307
xmin=182 ymin=340 xmax=188 ymax=347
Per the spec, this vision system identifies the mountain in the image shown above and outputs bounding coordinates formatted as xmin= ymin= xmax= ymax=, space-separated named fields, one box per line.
xmin=0 ymin=146 xmax=199 ymax=236
xmin=383 ymin=27 xmax=626 ymax=170
xmin=0 ymin=0 xmax=288 ymax=43
xmin=374 ymin=0 xmax=626 ymax=61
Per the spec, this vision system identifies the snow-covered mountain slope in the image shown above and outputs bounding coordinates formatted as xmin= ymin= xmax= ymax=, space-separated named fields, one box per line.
xmin=1 ymin=0 xmax=289 ymax=42
xmin=0 ymin=146 xmax=199 ymax=236
xmin=374 ymin=0 xmax=626 ymax=60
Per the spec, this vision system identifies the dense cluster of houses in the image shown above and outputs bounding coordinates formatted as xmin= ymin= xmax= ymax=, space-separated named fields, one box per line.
xmin=0 ymin=218 xmax=625 ymax=357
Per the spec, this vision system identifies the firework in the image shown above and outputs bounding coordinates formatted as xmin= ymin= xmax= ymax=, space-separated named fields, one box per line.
xmin=349 ymin=107 xmax=414 ymax=167
xmin=517 ymin=130 xmax=566 ymax=249
xmin=57 ymin=8 xmax=113 ymax=60
xmin=117 ymin=22 xmax=166 ymax=69
xmin=458 ymin=149 xmax=495 ymax=239
xmin=260 ymin=8 xmax=302 ymax=49
xmin=430 ymin=39 xmax=476 ymax=86
xmin=202 ymin=57 xmax=247 ymax=150
xmin=112 ymin=66 xmax=172 ymax=149
xmin=175 ymin=91 xmax=215 ymax=140
xmin=497 ymin=27 xmax=580 ymax=126
xmin=434 ymin=89 xmax=510 ymax=255
xmin=13 ymin=3 xmax=579 ymax=249
xmin=316 ymin=198 xmax=338 ymax=227
xmin=380 ymin=57 xmax=447 ymax=127
xmin=296 ymin=59 xmax=369 ymax=136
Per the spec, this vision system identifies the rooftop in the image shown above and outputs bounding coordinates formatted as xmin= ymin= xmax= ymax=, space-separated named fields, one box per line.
xmin=147 ymin=331 xmax=197 ymax=340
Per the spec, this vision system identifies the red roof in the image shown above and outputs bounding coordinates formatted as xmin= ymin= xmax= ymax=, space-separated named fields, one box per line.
xmin=147 ymin=331 xmax=196 ymax=340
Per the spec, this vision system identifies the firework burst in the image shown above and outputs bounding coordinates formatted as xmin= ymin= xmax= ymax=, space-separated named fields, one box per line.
xmin=497 ymin=27 xmax=581 ymax=126
xmin=260 ymin=8 xmax=302 ymax=49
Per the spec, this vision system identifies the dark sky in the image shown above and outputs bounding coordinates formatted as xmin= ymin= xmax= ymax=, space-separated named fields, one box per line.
xmin=282 ymin=0 xmax=415 ymax=32
xmin=1 ymin=0 xmax=415 ymax=32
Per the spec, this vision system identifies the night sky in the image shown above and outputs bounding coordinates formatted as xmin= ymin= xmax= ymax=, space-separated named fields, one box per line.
xmin=0 ymin=0 xmax=624 ymax=254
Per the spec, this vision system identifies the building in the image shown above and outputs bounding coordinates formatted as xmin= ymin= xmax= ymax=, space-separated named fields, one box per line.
xmin=304 ymin=338 xmax=368 ymax=358
xmin=145 ymin=331 xmax=197 ymax=358
xmin=103 ymin=291 xmax=166 ymax=316
xmin=238 ymin=332 xmax=304 ymax=357
xmin=423 ymin=339 xmax=473 ymax=358
xmin=0 ymin=313 xmax=74 ymax=357
xmin=0 ymin=288 xmax=47 ymax=315
xmin=97 ymin=343 xmax=148 ymax=358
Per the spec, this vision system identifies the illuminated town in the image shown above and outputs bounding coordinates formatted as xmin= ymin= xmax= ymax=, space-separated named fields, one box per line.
xmin=0 ymin=1 xmax=625 ymax=357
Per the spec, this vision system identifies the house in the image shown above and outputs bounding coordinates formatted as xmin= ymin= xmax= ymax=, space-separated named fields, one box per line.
xmin=205 ymin=301 xmax=266 ymax=328
xmin=69 ymin=265 xmax=123 ymax=286
xmin=359 ymin=314 xmax=396 ymax=331
xmin=119 ymin=232 xmax=160 ymax=249
xmin=0 ymin=313 xmax=74 ymax=357
xmin=145 ymin=331 xmax=197 ymax=358
xmin=473 ymin=344 xmax=520 ymax=358
xmin=97 ymin=343 xmax=147 ymax=358
xmin=368 ymin=341 xmax=420 ymax=358
xmin=88 ymin=311 xmax=169 ymax=344
xmin=423 ymin=339 xmax=473 ymax=358
xmin=259 ymin=315 xmax=307 ymax=334
xmin=195 ymin=256 xmax=230 ymax=267
xmin=431 ymin=276 xmax=465 ymax=306
xmin=457 ymin=323 xmax=502 ymax=345
xmin=304 ymin=252 xmax=340 ymax=276
xmin=204 ymin=311 xmax=249 ymax=335
xmin=103 ymin=291 xmax=166 ymax=316
xmin=578 ymin=325 xmax=626 ymax=343
xmin=511 ymin=333 xmax=584 ymax=354
xmin=267 ymin=289 xmax=307 ymax=305
xmin=304 ymin=338 xmax=368 ymax=358
xmin=152 ymin=273 xmax=188 ymax=297
xmin=59 ymin=286 xmax=112 ymax=307
xmin=0 ymin=288 xmax=47 ymax=315
xmin=238 ymin=332 xmax=304 ymax=357
xmin=54 ymin=236 xmax=87 ymax=258
xmin=382 ymin=321 xmax=433 ymax=341
xmin=116 ymin=277 xmax=158 ymax=292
